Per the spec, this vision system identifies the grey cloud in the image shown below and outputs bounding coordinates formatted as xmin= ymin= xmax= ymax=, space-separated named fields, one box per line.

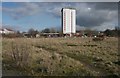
xmin=76 ymin=25 xmax=86 ymax=31
xmin=92 ymin=2 xmax=118 ymax=10
xmin=75 ymin=2 xmax=118 ymax=28
xmin=76 ymin=9 xmax=118 ymax=27
xmin=46 ymin=3 xmax=72 ymax=17
xmin=2 ymin=2 xmax=41 ymax=19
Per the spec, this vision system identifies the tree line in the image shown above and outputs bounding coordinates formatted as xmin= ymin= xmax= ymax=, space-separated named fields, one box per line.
xmin=1 ymin=27 xmax=120 ymax=38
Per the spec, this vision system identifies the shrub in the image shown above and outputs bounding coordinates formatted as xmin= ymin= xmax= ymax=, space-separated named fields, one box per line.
xmin=93 ymin=37 xmax=104 ymax=41
xmin=10 ymin=42 xmax=31 ymax=68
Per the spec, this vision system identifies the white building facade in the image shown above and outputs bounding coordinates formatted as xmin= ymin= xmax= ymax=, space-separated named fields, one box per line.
xmin=0 ymin=28 xmax=15 ymax=34
xmin=61 ymin=8 xmax=76 ymax=35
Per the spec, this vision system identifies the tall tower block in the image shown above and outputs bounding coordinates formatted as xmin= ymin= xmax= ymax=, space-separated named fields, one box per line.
xmin=61 ymin=8 xmax=76 ymax=36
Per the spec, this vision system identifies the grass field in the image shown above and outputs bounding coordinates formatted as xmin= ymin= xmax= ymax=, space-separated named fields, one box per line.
xmin=2 ymin=37 xmax=119 ymax=76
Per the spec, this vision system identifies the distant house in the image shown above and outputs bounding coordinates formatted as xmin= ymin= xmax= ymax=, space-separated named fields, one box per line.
xmin=41 ymin=33 xmax=60 ymax=37
xmin=0 ymin=28 xmax=15 ymax=34
xmin=23 ymin=33 xmax=32 ymax=38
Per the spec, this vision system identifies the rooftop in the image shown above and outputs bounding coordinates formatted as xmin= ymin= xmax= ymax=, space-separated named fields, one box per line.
xmin=61 ymin=7 xmax=76 ymax=12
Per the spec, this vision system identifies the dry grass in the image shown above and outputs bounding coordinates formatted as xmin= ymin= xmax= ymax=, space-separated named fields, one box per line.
xmin=2 ymin=37 xmax=119 ymax=76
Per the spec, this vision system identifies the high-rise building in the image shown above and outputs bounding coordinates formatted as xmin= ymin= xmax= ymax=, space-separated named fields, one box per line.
xmin=61 ymin=8 xmax=76 ymax=36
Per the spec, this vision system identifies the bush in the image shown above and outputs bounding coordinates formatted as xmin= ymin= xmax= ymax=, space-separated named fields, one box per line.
xmin=2 ymin=33 xmax=23 ymax=38
xmin=93 ymin=37 xmax=104 ymax=41
xmin=10 ymin=42 xmax=31 ymax=68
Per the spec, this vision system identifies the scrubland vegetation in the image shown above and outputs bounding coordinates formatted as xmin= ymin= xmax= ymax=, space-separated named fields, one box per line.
xmin=2 ymin=37 xmax=119 ymax=76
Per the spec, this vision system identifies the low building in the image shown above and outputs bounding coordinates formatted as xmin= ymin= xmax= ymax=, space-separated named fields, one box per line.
xmin=23 ymin=33 xmax=32 ymax=38
xmin=41 ymin=33 xmax=60 ymax=37
xmin=0 ymin=28 xmax=15 ymax=34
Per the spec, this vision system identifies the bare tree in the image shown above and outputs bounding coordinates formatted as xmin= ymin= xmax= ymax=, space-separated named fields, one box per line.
xmin=28 ymin=28 xmax=39 ymax=37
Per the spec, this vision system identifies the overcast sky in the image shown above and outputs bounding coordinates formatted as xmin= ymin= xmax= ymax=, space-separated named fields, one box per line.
xmin=1 ymin=2 xmax=118 ymax=31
